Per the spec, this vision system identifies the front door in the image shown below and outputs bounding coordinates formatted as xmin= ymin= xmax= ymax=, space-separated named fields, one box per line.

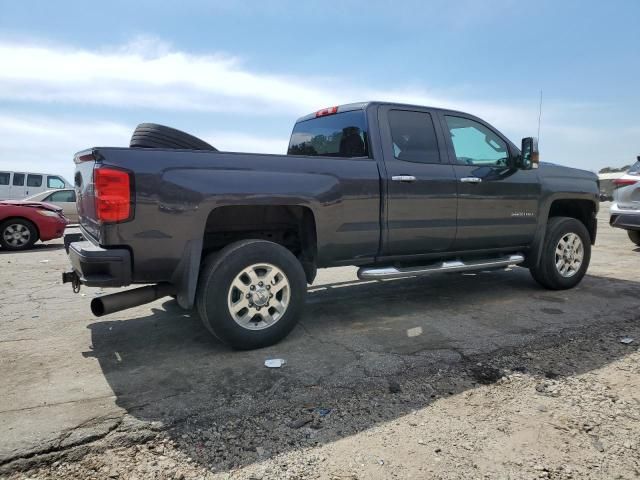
xmin=439 ymin=113 xmax=540 ymax=250
xmin=380 ymin=106 xmax=458 ymax=256
xmin=44 ymin=190 xmax=78 ymax=222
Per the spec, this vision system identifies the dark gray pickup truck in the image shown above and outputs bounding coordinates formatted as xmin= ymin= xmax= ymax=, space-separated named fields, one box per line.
xmin=63 ymin=101 xmax=599 ymax=349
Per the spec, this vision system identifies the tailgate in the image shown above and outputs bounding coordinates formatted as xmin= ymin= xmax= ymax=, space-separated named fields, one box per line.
xmin=74 ymin=150 xmax=100 ymax=240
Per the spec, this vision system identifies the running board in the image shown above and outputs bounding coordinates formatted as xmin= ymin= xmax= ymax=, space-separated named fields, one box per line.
xmin=357 ymin=254 xmax=525 ymax=280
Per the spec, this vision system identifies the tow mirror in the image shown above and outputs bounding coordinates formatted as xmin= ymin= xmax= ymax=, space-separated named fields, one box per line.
xmin=519 ymin=137 xmax=539 ymax=170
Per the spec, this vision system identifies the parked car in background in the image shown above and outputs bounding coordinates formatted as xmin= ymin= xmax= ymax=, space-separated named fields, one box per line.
xmin=610 ymin=157 xmax=640 ymax=246
xmin=0 ymin=200 xmax=68 ymax=250
xmin=24 ymin=189 xmax=78 ymax=222
xmin=0 ymin=171 xmax=72 ymax=200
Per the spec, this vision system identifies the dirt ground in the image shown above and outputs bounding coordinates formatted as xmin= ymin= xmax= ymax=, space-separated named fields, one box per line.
xmin=1 ymin=205 xmax=638 ymax=479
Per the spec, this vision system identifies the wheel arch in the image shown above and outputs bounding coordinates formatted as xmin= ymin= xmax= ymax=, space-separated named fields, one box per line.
xmin=172 ymin=204 xmax=318 ymax=310
xmin=0 ymin=216 xmax=40 ymax=241
xmin=527 ymin=195 xmax=597 ymax=268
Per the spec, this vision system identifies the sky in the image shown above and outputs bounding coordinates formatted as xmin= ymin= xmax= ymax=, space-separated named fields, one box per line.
xmin=0 ymin=0 xmax=638 ymax=181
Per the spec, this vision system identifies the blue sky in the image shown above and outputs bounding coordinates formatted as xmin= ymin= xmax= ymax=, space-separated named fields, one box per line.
xmin=0 ymin=0 xmax=638 ymax=181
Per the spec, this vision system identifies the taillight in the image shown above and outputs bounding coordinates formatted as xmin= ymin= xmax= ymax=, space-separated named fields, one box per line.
xmin=613 ymin=178 xmax=639 ymax=188
xmin=315 ymin=106 xmax=339 ymax=117
xmin=94 ymin=167 xmax=132 ymax=223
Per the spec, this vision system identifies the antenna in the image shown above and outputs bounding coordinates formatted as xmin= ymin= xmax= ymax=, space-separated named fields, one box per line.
xmin=537 ymin=89 xmax=543 ymax=142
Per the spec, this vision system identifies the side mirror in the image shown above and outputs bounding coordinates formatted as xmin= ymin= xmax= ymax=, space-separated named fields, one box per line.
xmin=519 ymin=137 xmax=539 ymax=170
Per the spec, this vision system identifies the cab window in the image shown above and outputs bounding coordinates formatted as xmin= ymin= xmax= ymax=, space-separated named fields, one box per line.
xmin=389 ymin=110 xmax=440 ymax=164
xmin=628 ymin=161 xmax=640 ymax=175
xmin=445 ymin=116 xmax=509 ymax=167
xmin=27 ymin=174 xmax=43 ymax=187
xmin=0 ymin=172 xmax=9 ymax=185
xmin=45 ymin=190 xmax=76 ymax=203
xmin=13 ymin=173 xmax=25 ymax=186
xmin=47 ymin=176 xmax=65 ymax=189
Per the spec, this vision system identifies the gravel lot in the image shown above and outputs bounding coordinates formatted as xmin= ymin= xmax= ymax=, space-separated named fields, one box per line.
xmin=1 ymin=205 xmax=638 ymax=479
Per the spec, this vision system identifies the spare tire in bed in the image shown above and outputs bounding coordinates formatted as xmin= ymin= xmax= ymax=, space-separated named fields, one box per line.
xmin=130 ymin=123 xmax=217 ymax=151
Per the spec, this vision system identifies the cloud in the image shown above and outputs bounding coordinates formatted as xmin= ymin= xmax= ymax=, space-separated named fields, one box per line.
xmin=0 ymin=37 xmax=539 ymax=128
xmin=0 ymin=37 xmax=634 ymax=171
xmin=0 ymin=37 xmax=334 ymax=114
xmin=0 ymin=114 xmax=289 ymax=182
xmin=0 ymin=115 xmax=130 ymax=181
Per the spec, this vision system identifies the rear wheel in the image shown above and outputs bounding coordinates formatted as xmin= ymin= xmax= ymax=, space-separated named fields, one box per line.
xmin=628 ymin=230 xmax=640 ymax=246
xmin=529 ymin=217 xmax=591 ymax=290
xmin=196 ymin=240 xmax=307 ymax=349
xmin=0 ymin=219 xmax=38 ymax=251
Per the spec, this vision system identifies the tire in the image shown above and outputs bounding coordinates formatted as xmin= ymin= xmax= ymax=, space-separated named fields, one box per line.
xmin=196 ymin=240 xmax=307 ymax=349
xmin=0 ymin=218 xmax=38 ymax=251
xmin=529 ymin=217 xmax=591 ymax=290
xmin=130 ymin=123 xmax=217 ymax=151
xmin=628 ymin=230 xmax=640 ymax=246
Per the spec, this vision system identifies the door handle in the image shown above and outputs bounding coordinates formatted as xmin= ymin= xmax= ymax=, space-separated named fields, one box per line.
xmin=391 ymin=175 xmax=417 ymax=183
xmin=460 ymin=177 xmax=482 ymax=184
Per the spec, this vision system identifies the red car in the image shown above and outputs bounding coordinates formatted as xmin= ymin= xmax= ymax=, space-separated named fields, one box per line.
xmin=0 ymin=201 xmax=69 ymax=251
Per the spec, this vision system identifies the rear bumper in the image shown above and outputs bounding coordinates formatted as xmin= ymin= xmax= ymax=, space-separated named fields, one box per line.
xmin=64 ymin=234 xmax=132 ymax=287
xmin=610 ymin=204 xmax=640 ymax=231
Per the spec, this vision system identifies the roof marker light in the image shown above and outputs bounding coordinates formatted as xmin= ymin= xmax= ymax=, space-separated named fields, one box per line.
xmin=315 ymin=106 xmax=339 ymax=117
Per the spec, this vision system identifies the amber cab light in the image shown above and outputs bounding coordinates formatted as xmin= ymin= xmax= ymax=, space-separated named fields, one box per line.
xmin=94 ymin=167 xmax=131 ymax=223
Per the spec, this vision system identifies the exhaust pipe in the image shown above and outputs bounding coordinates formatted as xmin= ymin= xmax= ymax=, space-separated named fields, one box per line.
xmin=91 ymin=283 xmax=175 ymax=317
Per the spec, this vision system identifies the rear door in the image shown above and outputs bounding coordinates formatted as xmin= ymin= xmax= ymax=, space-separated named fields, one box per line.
xmin=379 ymin=105 xmax=457 ymax=256
xmin=25 ymin=173 xmax=44 ymax=197
xmin=11 ymin=173 xmax=26 ymax=199
xmin=0 ymin=172 xmax=10 ymax=199
xmin=438 ymin=112 xmax=540 ymax=250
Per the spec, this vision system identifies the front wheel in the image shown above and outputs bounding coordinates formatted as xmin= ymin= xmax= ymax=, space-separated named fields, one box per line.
xmin=628 ymin=230 xmax=640 ymax=246
xmin=529 ymin=217 xmax=591 ymax=290
xmin=196 ymin=240 xmax=307 ymax=349
xmin=0 ymin=219 xmax=38 ymax=251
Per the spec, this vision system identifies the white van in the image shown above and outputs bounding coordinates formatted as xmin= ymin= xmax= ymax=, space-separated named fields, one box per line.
xmin=0 ymin=171 xmax=72 ymax=200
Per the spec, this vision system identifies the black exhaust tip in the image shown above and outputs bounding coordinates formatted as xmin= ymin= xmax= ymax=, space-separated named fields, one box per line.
xmin=89 ymin=283 xmax=175 ymax=317
xmin=91 ymin=298 xmax=106 ymax=317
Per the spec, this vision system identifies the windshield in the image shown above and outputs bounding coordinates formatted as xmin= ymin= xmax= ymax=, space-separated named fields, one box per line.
xmin=628 ymin=161 xmax=640 ymax=175
xmin=288 ymin=110 xmax=369 ymax=158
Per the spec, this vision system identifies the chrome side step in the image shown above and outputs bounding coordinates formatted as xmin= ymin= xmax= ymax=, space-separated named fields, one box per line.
xmin=357 ymin=254 xmax=525 ymax=280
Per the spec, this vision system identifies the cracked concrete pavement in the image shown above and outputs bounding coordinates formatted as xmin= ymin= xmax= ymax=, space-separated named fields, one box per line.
xmin=0 ymin=205 xmax=639 ymax=478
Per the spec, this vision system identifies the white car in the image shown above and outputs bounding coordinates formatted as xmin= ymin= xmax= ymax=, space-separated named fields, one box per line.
xmin=610 ymin=158 xmax=640 ymax=246
xmin=24 ymin=189 xmax=78 ymax=223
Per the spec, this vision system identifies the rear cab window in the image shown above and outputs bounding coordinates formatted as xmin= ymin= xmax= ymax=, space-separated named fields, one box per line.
xmin=288 ymin=110 xmax=369 ymax=158
xmin=628 ymin=161 xmax=640 ymax=175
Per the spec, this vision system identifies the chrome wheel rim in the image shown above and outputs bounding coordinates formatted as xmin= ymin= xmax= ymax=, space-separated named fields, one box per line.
xmin=227 ymin=263 xmax=290 ymax=330
xmin=3 ymin=223 xmax=30 ymax=248
xmin=555 ymin=233 xmax=584 ymax=278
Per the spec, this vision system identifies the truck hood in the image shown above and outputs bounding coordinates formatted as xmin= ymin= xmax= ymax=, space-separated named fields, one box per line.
xmin=0 ymin=200 xmax=63 ymax=213
xmin=538 ymin=162 xmax=598 ymax=181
